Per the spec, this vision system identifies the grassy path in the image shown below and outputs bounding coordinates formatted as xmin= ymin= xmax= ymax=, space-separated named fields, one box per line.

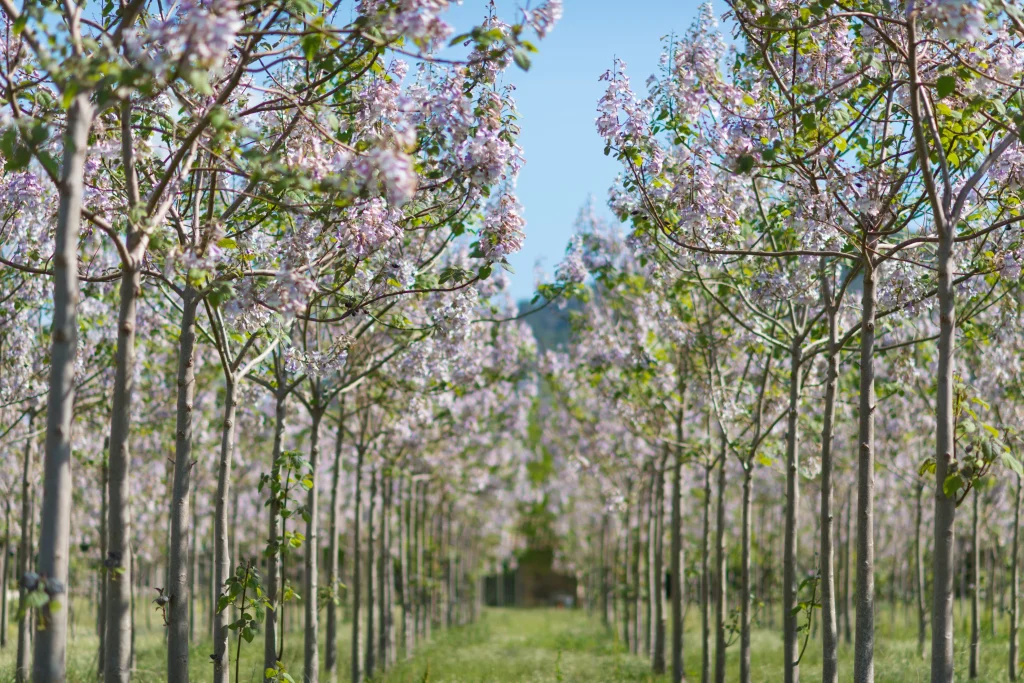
xmin=2 ymin=605 xmax=1018 ymax=680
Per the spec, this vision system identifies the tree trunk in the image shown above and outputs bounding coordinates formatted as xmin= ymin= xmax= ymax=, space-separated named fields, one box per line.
xmin=930 ymin=179 xmax=958 ymax=683
xmin=264 ymin=392 xmax=287 ymax=681
xmin=1011 ymin=473 xmax=1021 ymax=681
xmin=326 ymin=407 xmax=345 ymax=683
xmin=740 ymin=466 xmax=753 ymax=683
xmin=304 ymin=410 xmax=323 ymax=683
xmin=843 ymin=485 xmax=853 ymax=645
xmin=671 ymin=402 xmax=685 ymax=683
xmin=600 ymin=513 xmax=609 ymax=629
xmin=970 ymin=487 xmax=980 ymax=679
xmin=104 ymin=189 xmax=143 ymax=683
xmin=364 ymin=465 xmax=377 ymax=680
xmin=916 ymin=482 xmax=927 ymax=659
xmin=33 ymin=94 xmax=94 ymax=682
xmin=819 ymin=285 xmax=840 ymax=683
xmin=416 ymin=483 xmax=427 ymax=643
xmin=714 ymin=440 xmax=727 ymax=683
xmin=854 ymin=262 xmax=877 ymax=683
xmin=623 ymin=500 xmax=632 ymax=651
xmin=702 ymin=461 xmax=711 ymax=683
xmin=213 ymin=379 xmax=239 ymax=683
xmin=16 ymin=417 xmax=36 ymax=683
xmin=350 ymin=446 xmax=364 ymax=683
xmin=2 ymin=498 xmax=10 ymax=650
xmin=166 ymin=287 xmax=200 ymax=683
xmin=783 ymin=344 xmax=803 ymax=683
xmin=401 ymin=477 xmax=413 ymax=658
xmin=632 ymin=486 xmax=642 ymax=656
xmin=643 ymin=468 xmax=652 ymax=658
xmin=653 ymin=455 xmax=666 ymax=674
xmin=377 ymin=471 xmax=390 ymax=669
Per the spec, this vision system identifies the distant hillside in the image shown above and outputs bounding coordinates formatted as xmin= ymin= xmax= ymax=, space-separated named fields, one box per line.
xmin=517 ymin=297 xmax=581 ymax=353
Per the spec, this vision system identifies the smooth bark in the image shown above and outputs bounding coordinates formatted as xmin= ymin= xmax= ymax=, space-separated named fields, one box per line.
xmin=970 ymin=487 xmax=980 ymax=679
xmin=783 ymin=344 xmax=803 ymax=683
xmin=653 ymin=455 xmax=666 ymax=674
xmin=264 ymin=392 xmax=287 ymax=681
xmin=854 ymin=263 xmax=878 ymax=683
xmin=819 ymin=277 xmax=840 ymax=683
xmin=1012 ymin=474 xmax=1021 ymax=681
xmin=213 ymin=379 xmax=239 ymax=683
xmin=326 ymin=406 xmax=345 ymax=683
xmin=33 ymin=94 xmax=94 ymax=682
xmin=350 ymin=445 xmax=364 ymax=683
xmin=365 ymin=465 xmax=377 ymax=680
xmin=714 ymin=438 xmax=726 ymax=683
xmin=16 ymin=413 xmax=36 ymax=683
xmin=167 ymin=287 xmax=199 ymax=683
xmin=916 ymin=482 xmax=927 ymax=660
xmin=304 ymin=410 xmax=324 ymax=683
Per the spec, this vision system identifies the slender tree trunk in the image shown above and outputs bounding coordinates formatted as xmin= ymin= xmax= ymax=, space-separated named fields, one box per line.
xmin=671 ymin=398 xmax=685 ymax=683
xmin=701 ymin=461 xmax=711 ymax=683
xmin=326 ymin=407 xmax=345 ymax=683
xmin=643 ymin=468 xmax=652 ymax=658
xmin=1011 ymin=473 xmax=1021 ymax=681
xmin=632 ymin=486 xmax=642 ymax=656
xmin=843 ymin=486 xmax=853 ymax=646
xmin=740 ymin=466 xmax=753 ymax=683
xmin=970 ymin=487 xmax=980 ymax=679
xmin=916 ymin=482 xmax=927 ymax=659
xmin=304 ymin=410 xmax=324 ymax=683
xmin=377 ymin=471 xmax=389 ymax=670
xmin=416 ymin=483 xmax=427 ymax=643
xmin=213 ymin=379 xmax=239 ymax=683
xmin=350 ymin=447 xmax=364 ymax=683
xmin=33 ymin=94 xmax=94 ymax=682
xmin=653 ymin=455 xmax=666 ymax=674
xmin=988 ymin=545 xmax=996 ymax=639
xmin=854 ymin=262 xmax=877 ymax=683
xmin=97 ymin=456 xmax=107 ymax=677
xmin=930 ymin=160 xmax=958 ymax=683
xmin=190 ymin=482 xmax=198 ymax=644
xmin=714 ymin=440 xmax=727 ymax=683
xmin=16 ymin=416 xmax=36 ymax=683
xmin=600 ymin=513 xmax=609 ymax=629
xmin=365 ymin=465 xmax=377 ymax=680
xmin=400 ymin=477 xmax=412 ymax=658
xmin=623 ymin=500 xmax=633 ymax=651
xmin=166 ymin=288 xmax=199 ymax=683
xmin=104 ymin=192 xmax=143 ymax=683
xmin=819 ymin=287 xmax=840 ymax=683
xmin=783 ymin=344 xmax=803 ymax=683
xmin=264 ymin=392 xmax=287 ymax=682
xmin=2 ymin=498 xmax=10 ymax=650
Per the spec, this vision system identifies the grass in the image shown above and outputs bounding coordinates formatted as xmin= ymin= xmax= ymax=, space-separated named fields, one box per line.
xmin=0 ymin=599 xmax=1019 ymax=681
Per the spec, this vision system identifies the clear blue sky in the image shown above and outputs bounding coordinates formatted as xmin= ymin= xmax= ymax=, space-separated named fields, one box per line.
xmin=445 ymin=1 xmax=727 ymax=300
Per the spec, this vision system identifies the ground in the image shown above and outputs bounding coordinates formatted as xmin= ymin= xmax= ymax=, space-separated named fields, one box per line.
xmin=0 ymin=603 xmax=1018 ymax=681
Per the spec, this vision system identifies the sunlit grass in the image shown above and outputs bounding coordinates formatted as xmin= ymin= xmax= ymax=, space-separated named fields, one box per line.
xmin=0 ymin=598 xmax=1018 ymax=681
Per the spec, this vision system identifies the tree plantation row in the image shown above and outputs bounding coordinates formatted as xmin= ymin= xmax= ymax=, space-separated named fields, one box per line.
xmin=5 ymin=1 xmax=1024 ymax=683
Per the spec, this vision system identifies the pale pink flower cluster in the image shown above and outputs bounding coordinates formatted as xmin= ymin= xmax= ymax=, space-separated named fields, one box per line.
xmin=127 ymin=0 xmax=242 ymax=76
xmin=357 ymin=0 xmax=453 ymax=51
xmin=919 ymin=0 xmax=987 ymax=42
xmin=479 ymin=193 xmax=526 ymax=261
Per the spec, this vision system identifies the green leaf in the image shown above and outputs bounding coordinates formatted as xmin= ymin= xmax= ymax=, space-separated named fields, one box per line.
xmin=937 ymin=75 xmax=956 ymax=99
xmin=943 ymin=473 xmax=962 ymax=499
xmin=1002 ymin=452 xmax=1024 ymax=477
xmin=513 ymin=48 xmax=531 ymax=71
xmin=301 ymin=34 xmax=323 ymax=62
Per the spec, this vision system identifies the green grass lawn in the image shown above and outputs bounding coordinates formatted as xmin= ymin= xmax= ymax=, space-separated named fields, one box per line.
xmin=0 ymin=601 xmax=1018 ymax=681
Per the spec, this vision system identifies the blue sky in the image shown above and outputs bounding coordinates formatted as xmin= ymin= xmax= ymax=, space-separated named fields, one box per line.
xmin=445 ymin=0 xmax=728 ymax=300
